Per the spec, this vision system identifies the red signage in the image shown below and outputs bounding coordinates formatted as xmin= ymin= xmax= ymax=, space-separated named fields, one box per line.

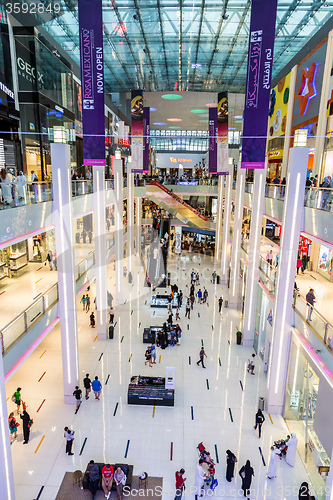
xmin=118 ymin=138 xmax=130 ymax=147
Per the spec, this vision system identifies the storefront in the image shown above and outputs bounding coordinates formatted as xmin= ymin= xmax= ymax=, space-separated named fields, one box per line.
xmin=0 ymin=241 xmax=28 ymax=278
xmin=317 ymin=244 xmax=333 ymax=281
xmin=254 ymin=284 xmax=274 ymax=372
xmin=284 ymin=340 xmax=331 ymax=498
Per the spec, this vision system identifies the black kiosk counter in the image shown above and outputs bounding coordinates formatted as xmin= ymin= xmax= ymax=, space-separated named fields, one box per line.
xmin=127 ymin=376 xmax=174 ymax=407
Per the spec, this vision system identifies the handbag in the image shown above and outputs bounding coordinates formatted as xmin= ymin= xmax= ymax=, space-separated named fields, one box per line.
xmin=121 ymin=474 xmax=127 ymax=486
xmin=11 ymin=395 xmax=16 ymax=403
xmin=28 ymin=419 xmax=34 ymax=428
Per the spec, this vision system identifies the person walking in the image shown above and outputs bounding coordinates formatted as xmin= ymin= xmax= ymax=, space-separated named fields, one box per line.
xmin=247 ymin=354 xmax=255 ymax=375
xmin=175 ymin=306 xmax=180 ymax=320
xmin=185 ymin=300 xmax=191 ymax=319
xmin=226 ymin=449 xmax=237 ymax=482
xmin=145 ymin=346 xmax=152 ymax=367
xmin=89 ymin=312 xmax=95 ymax=328
xmin=239 ymin=460 xmax=254 ymax=497
xmin=91 ymin=376 xmax=102 ymax=400
xmin=267 ymin=446 xmax=281 ymax=479
xmin=203 ymin=288 xmax=208 ymax=304
xmin=46 ymin=250 xmax=53 ymax=270
xmin=20 ymin=409 xmax=31 ymax=444
xmin=178 ymin=290 xmax=183 ymax=308
xmin=80 ymin=294 xmax=86 ymax=310
xmin=197 ymin=288 xmax=202 ymax=304
xmin=306 ymin=288 xmax=316 ymax=322
xmin=8 ymin=412 xmax=18 ymax=444
xmin=73 ymin=386 xmax=82 ymax=414
xmin=109 ymin=307 xmax=114 ymax=324
xmin=218 ymin=297 xmax=223 ymax=313
xmin=85 ymin=294 xmax=91 ymax=312
xmin=150 ymin=343 xmax=157 ymax=364
xmin=195 ymin=459 xmax=206 ymax=500
xmin=174 ymin=468 xmax=186 ymax=500
xmin=197 ymin=347 xmax=207 ymax=368
xmin=212 ymin=271 xmax=217 ymax=284
xmin=12 ymin=387 xmax=22 ymax=414
xmin=83 ymin=374 xmax=91 ymax=400
xmin=254 ymin=408 xmax=265 ymax=438
xmin=64 ymin=426 xmax=74 ymax=455
xmin=266 ymin=250 xmax=273 ymax=266
xmin=296 ymin=256 xmax=303 ymax=274
xmin=190 ymin=294 xmax=195 ymax=310
xmin=286 ymin=433 xmax=298 ymax=466
xmin=298 ymin=482 xmax=314 ymax=500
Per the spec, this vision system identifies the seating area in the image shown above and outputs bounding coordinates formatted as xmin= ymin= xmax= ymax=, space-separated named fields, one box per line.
xmin=82 ymin=463 xmax=133 ymax=493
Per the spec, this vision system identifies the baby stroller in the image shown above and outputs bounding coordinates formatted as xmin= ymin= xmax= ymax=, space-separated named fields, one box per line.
xmin=196 ymin=442 xmax=216 ymax=466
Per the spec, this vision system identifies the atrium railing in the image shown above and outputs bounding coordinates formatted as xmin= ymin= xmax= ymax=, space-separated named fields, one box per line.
xmin=293 ymin=292 xmax=333 ymax=351
xmin=304 ymin=187 xmax=333 ymax=212
xmin=0 ymin=251 xmax=96 ymax=355
xmin=0 ymin=181 xmax=52 ymax=210
xmin=258 ymin=255 xmax=277 ymax=296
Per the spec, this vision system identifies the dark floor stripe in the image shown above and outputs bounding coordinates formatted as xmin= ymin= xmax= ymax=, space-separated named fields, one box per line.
xmin=79 ymin=437 xmax=87 ymax=456
xmin=36 ymin=486 xmax=44 ymax=500
xmin=121 ymin=336 xmax=124 ymax=343
xmin=201 ymin=339 xmax=204 ymax=347
xmin=218 ymin=358 xmax=221 ymax=366
xmin=153 ymin=310 xmax=155 ymax=315
xmin=239 ymin=380 xmax=244 ymax=391
xmin=105 ymin=374 xmax=110 ymax=385
xmin=189 ymin=356 xmax=191 ymax=365
xmin=187 ymin=324 xmax=189 ymax=330
xmin=124 ymin=439 xmax=130 ymax=458
xmin=99 ymin=353 xmax=103 ymax=361
xmin=211 ymin=325 xmax=214 ymax=330
xmin=310 ymin=274 xmax=317 ymax=280
xmin=145 ymin=300 xmax=147 ymax=305
xmin=0 ymin=291 xmax=5 ymax=296
xmin=228 ymin=340 xmax=230 ymax=345
xmin=191 ymin=406 xmax=194 ymax=420
xmin=198 ymin=312 xmax=200 ymax=318
xmin=229 ymin=408 xmax=233 ymax=422
xmin=33 ymin=292 xmax=42 ymax=300
xmin=36 ymin=399 xmax=45 ymax=413
xmin=259 ymin=446 xmax=266 ymax=466
xmin=113 ymin=403 xmax=119 ymax=416
xmin=128 ymin=354 xmax=132 ymax=362
xmin=114 ymin=322 xmax=117 ymax=328
xmin=215 ymin=444 xmax=219 ymax=464
xmin=206 ymin=379 xmax=210 ymax=390
xmin=37 ymin=266 xmax=44 ymax=272
xmin=170 ymin=442 xmax=173 ymax=461
xmin=124 ymin=300 xmax=127 ymax=304
xmin=131 ymin=310 xmax=133 ymax=315
xmin=38 ymin=371 xmax=46 ymax=382
xmin=139 ymin=322 xmax=141 ymax=327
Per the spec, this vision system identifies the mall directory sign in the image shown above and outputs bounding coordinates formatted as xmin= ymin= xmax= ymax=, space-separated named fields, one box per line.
xmin=78 ymin=0 xmax=106 ymax=167
xmin=241 ymin=0 xmax=278 ymax=169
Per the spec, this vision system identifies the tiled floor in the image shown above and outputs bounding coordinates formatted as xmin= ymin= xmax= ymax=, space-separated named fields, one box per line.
xmin=5 ymin=248 xmax=312 ymax=500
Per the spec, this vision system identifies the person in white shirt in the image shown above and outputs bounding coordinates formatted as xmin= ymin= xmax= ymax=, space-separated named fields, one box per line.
xmin=0 ymin=168 xmax=13 ymax=204
xmin=195 ymin=459 xmax=206 ymax=499
xmin=15 ymin=171 xmax=27 ymax=200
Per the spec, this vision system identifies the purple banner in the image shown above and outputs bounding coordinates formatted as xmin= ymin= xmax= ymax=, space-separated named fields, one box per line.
xmin=208 ymin=107 xmax=218 ymax=174
xmin=143 ymin=106 xmax=150 ymax=174
xmin=241 ymin=0 xmax=278 ymax=169
xmin=78 ymin=0 xmax=105 ymax=166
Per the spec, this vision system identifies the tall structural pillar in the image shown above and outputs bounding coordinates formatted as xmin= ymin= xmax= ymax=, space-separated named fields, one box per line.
xmin=214 ymin=175 xmax=224 ymax=264
xmin=0 ymin=356 xmax=15 ymax=500
xmin=127 ymin=160 xmax=135 ymax=277
xmin=229 ymin=164 xmax=245 ymax=308
xmin=242 ymin=165 xmax=267 ymax=345
xmin=135 ymin=196 xmax=142 ymax=256
xmin=51 ymin=143 xmax=79 ymax=402
xmin=93 ymin=166 xmax=108 ymax=340
xmin=266 ymin=147 xmax=309 ymax=414
xmin=220 ymin=174 xmax=232 ymax=284
xmin=114 ymin=157 xmax=124 ymax=305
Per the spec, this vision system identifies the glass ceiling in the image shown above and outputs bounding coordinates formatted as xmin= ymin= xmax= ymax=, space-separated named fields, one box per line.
xmin=12 ymin=0 xmax=333 ymax=93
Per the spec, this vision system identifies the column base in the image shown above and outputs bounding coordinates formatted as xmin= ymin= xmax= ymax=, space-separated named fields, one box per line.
xmin=98 ymin=330 xmax=108 ymax=341
xmin=265 ymin=403 xmax=284 ymax=415
xmin=228 ymin=301 xmax=242 ymax=310
xmin=64 ymin=395 xmax=76 ymax=405
xmin=242 ymin=338 xmax=254 ymax=347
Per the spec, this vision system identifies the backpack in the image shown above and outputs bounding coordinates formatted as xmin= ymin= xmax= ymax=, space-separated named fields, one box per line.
xmin=10 ymin=418 xmax=16 ymax=429
xmin=306 ymin=292 xmax=313 ymax=303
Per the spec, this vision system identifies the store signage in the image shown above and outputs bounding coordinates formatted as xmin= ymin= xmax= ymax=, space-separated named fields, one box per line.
xmin=78 ymin=0 xmax=106 ymax=166
xmin=241 ymin=0 xmax=278 ymax=169
xmin=296 ymin=62 xmax=318 ymax=116
xmin=0 ymin=82 xmax=14 ymax=100
xmin=169 ymin=157 xmax=192 ymax=163
xmin=118 ymin=138 xmax=130 ymax=147
xmin=267 ymin=149 xmax=283 ymax=159
xmin=208 ymin=107 xmax=217 ymax=174
xmin=143 ymin=106 xmax=150 ymax=173
xmin=17 ymin=57 xmax=44 ymax=85
xmin=289 ymin=391 xmax=300 ymax=410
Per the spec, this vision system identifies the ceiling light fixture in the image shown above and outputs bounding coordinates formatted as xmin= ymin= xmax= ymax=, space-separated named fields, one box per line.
xmin=153 ymin=122 xmax=167 ymax=125
xmin=161 ymin=94 xmax=183 ymax=100
xmin=191 ymin=109 xmax=206 ymax=113
xmin=167 ymin=118 xmax=182 ymax=122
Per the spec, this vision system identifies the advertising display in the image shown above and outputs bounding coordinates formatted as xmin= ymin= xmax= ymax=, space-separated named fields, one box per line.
xmin=241 ymin=0 xmax=278 ymax=169
xmin=208 ymin=107 xmax=217 ymax=174
xmin=131 ymin=90 xmax=143 ymax=172
xmin=268 ymin=73 xmax=291 ymax=139
xmin=156 ymin=153 xmax=204 ymax=168
xmin=143 ymin=106 xmax=150 ymax=173
xmin=217 ymin=92 xmax=229 ymax=174
xmin=174 ymin=226 xmax=182 ymax=254
xmin=78 ymin=0 xmax=105 ymax=166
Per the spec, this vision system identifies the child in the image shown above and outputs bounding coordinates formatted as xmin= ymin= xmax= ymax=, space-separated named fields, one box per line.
xmin=175 ymin=306 xmax=180 ymax=320
xmin=247 ymin=354 xmax=255 ymax=375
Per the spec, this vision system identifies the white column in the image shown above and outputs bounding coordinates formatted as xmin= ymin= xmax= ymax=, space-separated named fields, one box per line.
xmin=114 ymin=158 xmax=124 ymax=305
xmin=325 ymin=446 xmax=333 ymax=500
xmin=266 ymin=147 xmax=309 ymax=414
xmin=135 ymin=196 xmax=142 ymax=257
xmin=312 ymin=31 xmax=333 ymax=179
xmin=0 ymin=356 xmax=15 ymax=500
xmin=229 ymin=165 xmax=245 ymax=308
xmin=221 ymin=174 xmax=232 ymax=284
xmin=281 ymin=66 xmax=297 ymax=179
xmin=51 ymin=143 xmax=79 ymax=402
xmin=93 ymin=166 xmax=108 ymax=340
xmin=214 ymin=175 xmax=224 ymax=265
xmin=127 ymin=161 xmax=134 ymax=276
xmin=243 ymin=166 xmax=267 ymax=346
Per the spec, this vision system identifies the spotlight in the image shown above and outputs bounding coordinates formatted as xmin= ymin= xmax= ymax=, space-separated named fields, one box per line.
xmin=133 ymin=13 xmax=139 ymax=20
xmin=222 ymin=14 xmax=229 ymax=20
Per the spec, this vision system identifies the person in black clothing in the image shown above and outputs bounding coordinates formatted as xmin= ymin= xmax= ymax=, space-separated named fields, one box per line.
xmin=239 ymin=460 xmax=254 ymax=497
xmin=178 ymin=290 xmax=183 ymax=307
xmin=254 ymin=408 xmax=265 ymax=438
xmin=73 ymin=386 xmax=82 ymax=414
xmin=20 ymin=409 xmax=31 ymax=444
xmin=90 ymin=312 xmax=95 ymax=328
xmin=218 ymin=297 xmax=223 ymax=313
xmin=83 ymin=374 xmax=91 ymax=400
xmin=167 ymin=309 xmax=173 ymax=326
xmin=226 ymin=449 xmax=237 ymax=482
xmin=85 ymin=460 xmax=100 ymax=499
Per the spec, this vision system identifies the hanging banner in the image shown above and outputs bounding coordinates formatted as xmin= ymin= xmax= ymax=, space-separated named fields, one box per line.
xmin=78 ymin=0 xmax=105 ymax=166
xmin=217 ymin=92 xmax=229 ymax=174
xmin=131 ymin=90 xmax=143 ymax=173
xmin=143 ymin=106 xmax=150 ymax=174
xmin=241 ymin=0 xmax=278 ymax=169
xmin=208 ymin=107 xmax=218 ymax=174
xmin=175 ymin=226 xmax=182 ymax=254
